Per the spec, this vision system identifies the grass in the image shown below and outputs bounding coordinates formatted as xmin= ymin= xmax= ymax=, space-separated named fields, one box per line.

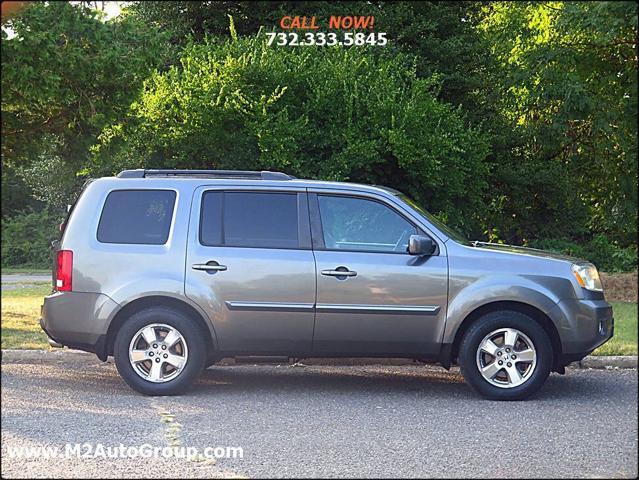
xmin=593 ymin=301 xmax=637 ymax=356
xmin=1 ymin=287 xmax=637 ymax=355
xmin=1 ymin=267 xmax=50 ymax=275
xmin=1 ymin=285 xmax=51 ymax=349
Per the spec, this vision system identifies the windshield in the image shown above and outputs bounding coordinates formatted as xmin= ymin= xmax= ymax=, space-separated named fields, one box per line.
xmin=397 ymin=194 xmax=472 ymax=245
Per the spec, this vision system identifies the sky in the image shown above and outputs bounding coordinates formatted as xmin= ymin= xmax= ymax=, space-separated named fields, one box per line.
xmin=2 ymin=1 xmax=124 ymax=39
xmin=96 ymin=1 xmax=123 ymax=20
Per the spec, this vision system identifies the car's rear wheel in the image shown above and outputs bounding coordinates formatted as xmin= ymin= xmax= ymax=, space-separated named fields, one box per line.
xmin=458 ymin=311 xmax=553 ymax=400
xmin=114 ymin=307 xmax=206 ymax=395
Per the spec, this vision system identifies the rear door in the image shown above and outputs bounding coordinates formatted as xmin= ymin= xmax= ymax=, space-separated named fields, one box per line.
xmin=185 ymin=186 xmax=316 ymax=354
xmin=309 ymin=191 xmax=448 ymax=356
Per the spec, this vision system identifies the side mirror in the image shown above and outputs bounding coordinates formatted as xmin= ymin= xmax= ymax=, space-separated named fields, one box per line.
xmin=408 ymin=234 xmax=436 ymax=256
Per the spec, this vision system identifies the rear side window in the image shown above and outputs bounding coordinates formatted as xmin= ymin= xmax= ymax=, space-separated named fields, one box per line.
xmin=200 ymin=191 xmax=299 ymax=249
xmin=97 ymin=190 xmax=176 ymax=245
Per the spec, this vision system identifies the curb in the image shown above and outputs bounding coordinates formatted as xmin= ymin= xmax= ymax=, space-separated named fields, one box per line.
xmin=1 ymin=349 xmax=636 ymax=369
xmin=1 ymin=349 xmax=96 ymax=363
xmin=574 ymin=355 xmax=638 ymax=370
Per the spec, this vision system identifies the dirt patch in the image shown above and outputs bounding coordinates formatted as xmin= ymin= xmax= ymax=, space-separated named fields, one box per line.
xmin=601 ymin=271 xmax=638 ymax=302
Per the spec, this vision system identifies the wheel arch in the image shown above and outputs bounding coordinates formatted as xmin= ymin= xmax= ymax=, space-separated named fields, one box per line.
xmin=103 ymin=295 xmax=217 ymax=361
xmin=448 ymin=301 xmax=562 ymax=372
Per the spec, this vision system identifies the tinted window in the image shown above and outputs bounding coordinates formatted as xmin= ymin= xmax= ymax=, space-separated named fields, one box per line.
xmin=200 ymin=192 xmax=299 ymax=249
xmin=318 ymin=195 xmax=416 ymax=253
xmin=199 ymin=192 xmax=223 ymax=246
xmin=97 ymin=190 xmax=176 ymax=244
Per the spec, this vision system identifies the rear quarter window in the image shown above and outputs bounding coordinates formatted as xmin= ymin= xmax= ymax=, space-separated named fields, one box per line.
xmin=97 ymin=189 xmax=176 ymax=245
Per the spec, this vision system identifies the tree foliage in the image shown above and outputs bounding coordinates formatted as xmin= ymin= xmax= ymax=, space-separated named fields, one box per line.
xmin=92 ymin=35 xmax=490 ymax=231
xmin=480 ymin=1 xmax=638 ymax=244
xmin=128 ymin=1 xmax=492 ymax=113
xmin=1 ymin=1 xmax=637 ymax=269
xmin=1 ymin=1 xmax=168 ymax=207
xmin=1 ymin=209 xmax=60 ymax=268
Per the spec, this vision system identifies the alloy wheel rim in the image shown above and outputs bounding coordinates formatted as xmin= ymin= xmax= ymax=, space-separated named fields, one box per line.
xmin=128 ymin=323 xmax=188 ymax=383
xmin=475 ymin=327 xmax=537 ymax=389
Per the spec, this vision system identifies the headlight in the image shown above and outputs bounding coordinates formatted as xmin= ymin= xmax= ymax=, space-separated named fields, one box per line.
xmin=571 ymin=263 xmax=603 ymax=292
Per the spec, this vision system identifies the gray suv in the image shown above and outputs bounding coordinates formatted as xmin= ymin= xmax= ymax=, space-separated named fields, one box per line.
xmin=40 ymin=169 xmax=613 ymax=399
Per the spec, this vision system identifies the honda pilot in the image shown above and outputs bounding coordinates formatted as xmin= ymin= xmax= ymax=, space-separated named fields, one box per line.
xmin=40 ymin=169 xmax=613 ymax=399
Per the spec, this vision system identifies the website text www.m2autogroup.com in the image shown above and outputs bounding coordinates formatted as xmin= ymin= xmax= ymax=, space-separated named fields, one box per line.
xmin=5 ymin=443 xmax=244 ymax=461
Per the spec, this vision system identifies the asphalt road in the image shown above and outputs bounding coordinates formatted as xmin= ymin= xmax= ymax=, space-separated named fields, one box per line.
xmin=1 ymin=274 xmax=50 ymax=284
xmin=1 ymin=274 xmax=50 ymax=291
xmin=1 ymin=355 xmax=637 ymax=478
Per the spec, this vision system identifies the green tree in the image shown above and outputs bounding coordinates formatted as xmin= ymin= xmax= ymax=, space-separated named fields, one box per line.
xmin=92 ymin=34 xmax=490 ymax=232
xmin=124 ymin=1 xmax=516 ymax=238
xmin=1 ymin=1 xmax=168 ymax=208
xmin=479 ymin=1 xmax=638 ymax=245
xmin=2 ymin=1 xmax=636 ymax=266
xmin=127 ymin=0 xmax=276 ymax=42
xmin=128 ymin=1 xmax=495 ymax=116
xmin=1 ymin=209 xmax=60 ymax=268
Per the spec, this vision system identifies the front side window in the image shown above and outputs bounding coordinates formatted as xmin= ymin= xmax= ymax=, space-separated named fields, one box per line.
xmin=97 ymin=190 xmax=176 ymax=245
xmin=200 ymin=191 xmax=299 ymax=249
xmin=318 ymin=195 xmax=417 ymax=253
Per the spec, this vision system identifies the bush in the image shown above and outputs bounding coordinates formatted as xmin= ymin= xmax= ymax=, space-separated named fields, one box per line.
xmin=529 ymin=236 xmax=638 ymax=273
xmin=92 ymin=33 xmax=490 ymax=236
xmin=1 ymin=210 xmax=62 ymax=268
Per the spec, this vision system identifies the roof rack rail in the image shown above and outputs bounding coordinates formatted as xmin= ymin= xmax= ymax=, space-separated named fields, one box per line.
xmin=117 ymin=169 xmax=294 ymax=181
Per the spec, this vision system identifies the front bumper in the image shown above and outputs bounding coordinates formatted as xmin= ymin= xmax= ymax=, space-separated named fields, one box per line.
xmin=549 ymin=298 xmax=614 ymax=365
xmin=40 ymin=291 xmax=119 ymax=360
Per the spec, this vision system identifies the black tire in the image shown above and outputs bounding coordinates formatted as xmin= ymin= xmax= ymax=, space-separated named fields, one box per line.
xmin=205 ymin=357 xmax=218 ymax=369
xmin=458 ymin=311 xmax=553 ymax=400
xmin=114 ymin=306 xmax=207 ymax=396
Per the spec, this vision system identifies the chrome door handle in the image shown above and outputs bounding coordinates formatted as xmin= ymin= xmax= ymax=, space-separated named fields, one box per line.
xmin=192 ymin=263 xmax=227 ymax=272
xmin=321 ymin=268 xmax=357 ymax=277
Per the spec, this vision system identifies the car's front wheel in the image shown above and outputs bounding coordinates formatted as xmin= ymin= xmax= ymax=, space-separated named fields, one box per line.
xmin=458 ymin=311 xmax=553 ymax=400
xmin=114 ymin=307 xmax=206 ymax=395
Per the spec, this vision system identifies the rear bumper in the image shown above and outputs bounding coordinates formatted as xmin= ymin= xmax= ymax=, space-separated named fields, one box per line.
xmin=40 ymin=291 xmax=119 ymax=360
xmin=550 ymin=298 xmax=614 ymax=365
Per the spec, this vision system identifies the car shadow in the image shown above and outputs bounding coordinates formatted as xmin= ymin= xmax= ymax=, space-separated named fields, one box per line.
xmin=191 ymin=364 xmax=636 ymax=403
xmin=3 ymin=359 xmax=635 ymax=403
xmin=194 ymin=364 xmax=469 ymax=397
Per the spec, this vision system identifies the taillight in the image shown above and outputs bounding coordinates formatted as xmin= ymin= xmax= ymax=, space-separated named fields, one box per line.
xmin=56 ymin=250 xmax=73 ymax=292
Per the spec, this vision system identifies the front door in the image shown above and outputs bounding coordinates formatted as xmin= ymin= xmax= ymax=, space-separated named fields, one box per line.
xmin=310 ymin=192 xmax=448 ymax=356
xmin=186 ymin=186 xmax=316 ymax=354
